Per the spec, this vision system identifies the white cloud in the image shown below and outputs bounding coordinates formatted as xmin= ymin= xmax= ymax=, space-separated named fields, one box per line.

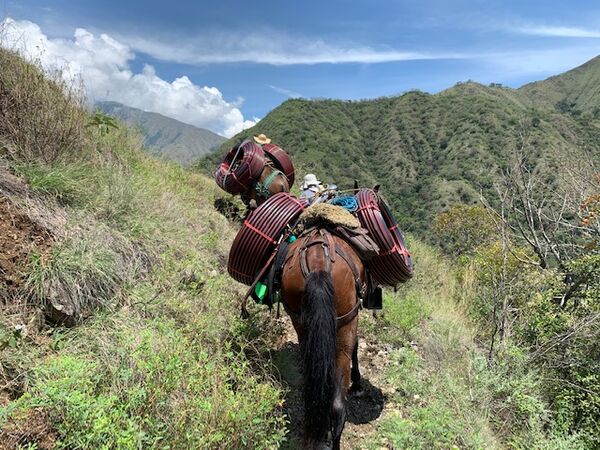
xmin=0 ymin=18 xmax=256 ymax=137
xmin=483 ymin=46 xmax=600 ymax=78
xmin=267 ymin=84 xmax=303 ymax=98
xmin=120 ymin=32 xmax=465 ymax=66
xmin=514 ymin=25 xmax=600 ymax=38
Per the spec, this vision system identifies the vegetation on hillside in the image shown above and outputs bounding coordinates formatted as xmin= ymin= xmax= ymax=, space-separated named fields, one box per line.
xmin=518 ymin=55 xmax=600 ymax=113
xmin=97 ymin=101 xmax=226 ymax=166
xmin=197 ymin=56 xmax=600 ymax=237
xmin=432 ymin=147 xmax=599 ymax=447
xmin=0 ymin=48 xmax=286 ymax=448
xmin=1 ymin=47 xmax=598 ymax=449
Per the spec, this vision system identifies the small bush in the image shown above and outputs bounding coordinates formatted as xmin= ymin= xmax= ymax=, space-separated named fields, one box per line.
xmin=13 ymin=163 xmax=89 ymax=204
xmin=25 ymin=230 xmax=128 ymax=322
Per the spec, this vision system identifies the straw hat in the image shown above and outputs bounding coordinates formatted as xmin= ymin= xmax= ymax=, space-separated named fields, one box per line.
xmin=253 ymin=133 xmax=272 ymax=144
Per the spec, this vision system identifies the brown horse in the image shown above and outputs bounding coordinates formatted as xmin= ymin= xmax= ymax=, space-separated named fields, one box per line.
xmin=241 ymin=160 xmax=290 ymax=210
xmin=281 ymin=228 xmax=366 ymax=449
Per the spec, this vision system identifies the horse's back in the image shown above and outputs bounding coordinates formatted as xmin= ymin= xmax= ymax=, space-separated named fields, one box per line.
xmin=281 ymin=230 xmax=364 ymax=319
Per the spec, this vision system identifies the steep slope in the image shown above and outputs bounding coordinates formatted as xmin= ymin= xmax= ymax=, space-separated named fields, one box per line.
xmin=1 ymin=49 xmax=285 ymax=448
xmin=199 ymin=70 xmax=600 ymax=234
xmin=518 ymin=55 xmax=600 ymax=113
xmin=97 ymin=101 xmax=226 ymax=166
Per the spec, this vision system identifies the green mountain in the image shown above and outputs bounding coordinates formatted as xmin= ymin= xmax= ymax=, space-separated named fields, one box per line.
xmin=518 ymin=55 xmax=600 ymax=113
xmin=199 ymin=55 xmax=600 ymax=234
xmin=97 ymin=101 xmax=226 ymax=166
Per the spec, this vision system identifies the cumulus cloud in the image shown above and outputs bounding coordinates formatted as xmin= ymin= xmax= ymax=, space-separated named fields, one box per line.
xmin=120 ymin=32 xmax=465 ymax=66
xmin=0 ymin=18 xmax=257 ymax=137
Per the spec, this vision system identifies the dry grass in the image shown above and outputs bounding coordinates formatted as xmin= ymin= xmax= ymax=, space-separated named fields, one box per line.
xmin=0 ymin=48 xmax=88 ymax=164
xmin=299 ymin=202 xmax=361 ymax=228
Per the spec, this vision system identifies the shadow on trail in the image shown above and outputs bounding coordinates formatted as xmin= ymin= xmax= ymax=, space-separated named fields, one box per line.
xmin=270 ymin=340 xmax=386 ymax=449
xmin=347 ymin=378 xmax=386 ymax=424
xmin=271 ymin=341 xmax=303 ymax=449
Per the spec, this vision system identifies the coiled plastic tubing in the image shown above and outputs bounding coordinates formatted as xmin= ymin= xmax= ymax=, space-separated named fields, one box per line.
xmin=355 ymin=189 xmax=413 ymax=286
xmin=228 ymin=192 xmax=305 ymax=285
xmin=214 ymin=140 xmax=265 ymax=195
xmin=262 ymin=143 xmax=295 ymax=187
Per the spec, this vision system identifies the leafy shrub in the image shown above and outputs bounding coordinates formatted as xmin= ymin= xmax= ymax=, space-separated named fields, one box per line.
xmin=432 ymin=205 xmax=496 ymax=255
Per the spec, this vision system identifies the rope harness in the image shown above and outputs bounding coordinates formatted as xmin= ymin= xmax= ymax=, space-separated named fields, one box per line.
xmin=261 ymin=143 xmax=295 ymax=187
xmin=254 ymin=167 xmax=284 ymax=199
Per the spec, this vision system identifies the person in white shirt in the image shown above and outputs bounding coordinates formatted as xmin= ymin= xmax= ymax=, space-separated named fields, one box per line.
xmin=300 ymin=173 xmax=326 ymax=200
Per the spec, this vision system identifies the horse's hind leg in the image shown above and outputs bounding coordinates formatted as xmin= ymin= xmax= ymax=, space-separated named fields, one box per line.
xmin=331 ymin=376 xmax=346 ymax=450
xmin=332 ymin=327 xmax=354 ymax=450
xmin=349 ymin=338 xmax=362 ymax=394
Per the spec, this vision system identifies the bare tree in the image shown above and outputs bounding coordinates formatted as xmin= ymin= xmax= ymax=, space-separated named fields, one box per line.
xmin=482 ymin=119 xmax=600 ymax=310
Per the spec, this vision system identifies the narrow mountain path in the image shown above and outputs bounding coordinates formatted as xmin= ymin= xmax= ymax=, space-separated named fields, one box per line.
xmin=270 ymin=313 xmax=404 ymax=449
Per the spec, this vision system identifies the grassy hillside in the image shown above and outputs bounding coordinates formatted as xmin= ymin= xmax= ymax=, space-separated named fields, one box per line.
xmin=1 ymin=48 xmax=596 ymax=449
xmin=0 ymin=48 xmax=286 ymax=448
xmin=97 ymin=101 xmax=226 ymax=166
xmin=198 ymin=55 xmax=600 ymax=236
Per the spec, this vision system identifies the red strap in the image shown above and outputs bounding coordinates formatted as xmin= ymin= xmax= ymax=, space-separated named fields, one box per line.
xmin=244 ymin=220 xmax=276 ymax=244
xmin=381 ymin=243 xmax=411 ymax=257
xmin=355 ymin=203 xmax=379 ymax=214
xmin=288 ymin=195 xmax=305 ymax=209
xmin=228 ymin=265 xmax=250 ymax=277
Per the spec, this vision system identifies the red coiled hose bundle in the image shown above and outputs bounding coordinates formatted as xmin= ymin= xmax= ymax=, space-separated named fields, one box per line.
xmin=214 ymin=140 xmax=265 ymax=195
xmin=228 ymin=192 xmax=305 ymax=285
xmin=355 ymin=189 xmax=413 ymax=286
xmin=262 ymin=143 xmax=295 ymax=186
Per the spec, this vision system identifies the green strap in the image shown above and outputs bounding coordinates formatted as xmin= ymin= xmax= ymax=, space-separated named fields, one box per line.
xmin=254 ymin=169 xmax=283 ymax=198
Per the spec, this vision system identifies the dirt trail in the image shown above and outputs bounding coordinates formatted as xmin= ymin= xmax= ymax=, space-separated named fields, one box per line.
xmin=271 ymin=314 xmax=400 ymax=450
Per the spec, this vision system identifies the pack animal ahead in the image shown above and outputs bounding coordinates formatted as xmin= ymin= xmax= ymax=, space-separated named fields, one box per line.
xmin=214 ymin=134 xmax=294 ymax=210
xmin=214 ymin=135 xmax=413 ymax=449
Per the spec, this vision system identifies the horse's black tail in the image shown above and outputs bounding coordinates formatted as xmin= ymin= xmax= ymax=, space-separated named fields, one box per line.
xmin=301 ymin=270 xmax=337 ymax=445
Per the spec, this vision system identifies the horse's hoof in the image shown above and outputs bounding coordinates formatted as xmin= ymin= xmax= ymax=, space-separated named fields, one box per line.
xmin=350 ymin=386 xmax=365 ymax=397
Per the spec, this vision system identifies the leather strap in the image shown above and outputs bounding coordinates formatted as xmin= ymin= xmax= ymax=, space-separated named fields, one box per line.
xmin=336 ymin=299 xmax=361 ymax=328
xmin=290 ymin=229 xmax=363 ymax=328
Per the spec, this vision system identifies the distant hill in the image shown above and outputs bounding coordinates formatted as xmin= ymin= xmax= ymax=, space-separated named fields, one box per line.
xmin=197 ymin=55 xmax=600 ymax=234
xmin=97 ymin=101 xmax=226 ymax=166
xmin=518 ymin=55 xmax=600 ymax=113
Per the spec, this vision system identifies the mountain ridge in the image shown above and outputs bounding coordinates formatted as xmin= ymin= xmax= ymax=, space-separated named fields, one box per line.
xmin=518 ymin=55 xmax=600 ymax=112
xmin=97 ymin=101 xmax=226 ymax=166
xmin=198 ymin=54 xmax=600 ymax=235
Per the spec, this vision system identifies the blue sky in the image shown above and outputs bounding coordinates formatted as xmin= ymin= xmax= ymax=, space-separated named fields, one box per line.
xmin=3 ymin=0 xmax=600 ymax=135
